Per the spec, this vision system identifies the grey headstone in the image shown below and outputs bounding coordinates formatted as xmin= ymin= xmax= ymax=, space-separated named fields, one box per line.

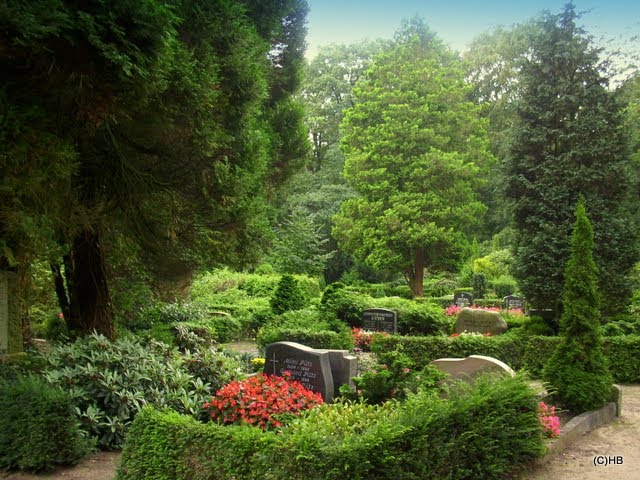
xmin=503 ymin=295 xmax=525 ymax=310
xmin=265 ymin=342 xmax=335 ymax=402
xmin=429 ymin=355 xmax=516 ymax=382
xmin=361 ymin=308 xmax=397 ymax=333
xmin=453 ymin=291 xmax=474 ymax=307
xmin=327 ymin=350 xmax=357 ymax=392
xmin=454 ymin=307 xmax=508 ymax=335
xmin=0 ymin=272 xmax=8 ymax=355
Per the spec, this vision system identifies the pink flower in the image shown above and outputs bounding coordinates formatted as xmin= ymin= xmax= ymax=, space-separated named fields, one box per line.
xmin=58 ymin=312 xmax=64 ymax=318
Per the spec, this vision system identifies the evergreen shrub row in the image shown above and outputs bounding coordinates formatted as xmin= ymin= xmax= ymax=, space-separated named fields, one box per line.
xmin=0 ymin=375 xmax=93 ymax=471
xmin=372 ymin=334 xmax=640 ymax=383
xmin=118 ymin=375 xmax=545 ymax=480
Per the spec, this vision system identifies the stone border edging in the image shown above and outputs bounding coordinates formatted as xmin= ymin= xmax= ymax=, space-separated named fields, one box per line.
xmin=535 ymin=387 xmax=621 ymax=465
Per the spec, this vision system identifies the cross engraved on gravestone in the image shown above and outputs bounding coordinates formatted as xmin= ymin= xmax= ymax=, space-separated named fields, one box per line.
xmin=453 ymin=291 xmax=473 ymax=307
xmin=267 ymin=352 xmax=280 ymax=375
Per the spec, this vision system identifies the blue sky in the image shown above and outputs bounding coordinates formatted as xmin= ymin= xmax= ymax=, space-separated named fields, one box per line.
xmin=305 ymin=0 xmax=640 ymax=57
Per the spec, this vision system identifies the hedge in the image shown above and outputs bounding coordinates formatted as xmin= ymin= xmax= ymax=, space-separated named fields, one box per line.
xmin=118 ymin=375 xmax=545 ymax=480
xmin=256 ymin=327 xmax=353 ymax=351
xmin=372 ymin=334 xmax=640 ymax=382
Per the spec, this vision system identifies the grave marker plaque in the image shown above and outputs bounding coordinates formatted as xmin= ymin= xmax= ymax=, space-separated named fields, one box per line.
xmin=361 ymin=308 xmax=397 ymax=333
xmin=503 ymin=295 xmax=525 ymax=310
xmin=453 ymin=291 xmax=474 ymax=307
xmin=264 ymin=342 xmax=335 ymax=402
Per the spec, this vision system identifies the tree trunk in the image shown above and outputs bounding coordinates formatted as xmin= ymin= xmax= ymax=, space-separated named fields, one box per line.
xmin=50 ymin=262 xmax=71 ymax=320
xmin=67 ymin=229 xmax=115 ymax=339
xmin=406 ymin=248 xmax=425 ymax=297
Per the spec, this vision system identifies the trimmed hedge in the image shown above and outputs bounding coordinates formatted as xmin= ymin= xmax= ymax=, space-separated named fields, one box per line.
xmin=118 ymin=375 xmax=545 ymax=480
xmin=0 ymin=375 xmax=93 ymax=471
xmin=256 ymin=328 xmax=353 ymax=351
xmin=372 ymin=334 xmax=640 ymax=382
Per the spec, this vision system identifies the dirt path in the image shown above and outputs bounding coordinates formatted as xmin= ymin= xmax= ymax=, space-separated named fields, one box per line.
xmin=521 ymin=384 xmax=640 ymax=480
xmin=3 ymin=385 xmax=639 ymax=480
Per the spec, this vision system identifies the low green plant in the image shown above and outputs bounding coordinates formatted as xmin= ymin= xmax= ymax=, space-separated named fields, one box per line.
xmin=0 ymin=375 xmax=93 ymax=471
xmin=41 ymin=333 xmax=244 ymax=448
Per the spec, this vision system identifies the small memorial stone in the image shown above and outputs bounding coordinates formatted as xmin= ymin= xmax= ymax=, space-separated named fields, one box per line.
xmin=453 ymin=291 xmax=473 ymax=307
xmin=361 ymin=308 xmax=397 ymax=333
xmin=454 ymin=307 xmax=508 ymax=335
xmin=503 ymin=295 xmax=524 ymax=310
xmin=429 ymin=355 xmax=516 ymax=382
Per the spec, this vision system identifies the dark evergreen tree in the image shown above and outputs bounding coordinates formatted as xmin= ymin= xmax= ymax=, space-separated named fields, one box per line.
xmin=270 ymin=274 xmax=306 ymax=314
xmin=505 ymin=3 xmax=637 ymax=318
xmin=543 ymin=198 xmax=612 ymax=412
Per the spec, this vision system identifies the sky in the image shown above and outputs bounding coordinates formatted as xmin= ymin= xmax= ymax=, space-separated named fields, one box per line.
xmin=305 ymin=0 xmax=640 ymax=58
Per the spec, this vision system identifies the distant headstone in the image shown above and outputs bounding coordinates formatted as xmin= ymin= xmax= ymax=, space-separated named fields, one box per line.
xmin=361 ymin=308 xmax=397 ymax=333
xmin=503 ymin=295 xmax=525 ymax=310
xmin=0 ymin=272 xmax=8 ymax=355
xmin=264 ymin=342 xmax=357 ymax=402
xmin=429 ymin=355 xmax=516 ymax=382
xmin=454 ymin=307 xmax=508 ymax=335
xmin=453 ymin=291 xmax=473 ymax=307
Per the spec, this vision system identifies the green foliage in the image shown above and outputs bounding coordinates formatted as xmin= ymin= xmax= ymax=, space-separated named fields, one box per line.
xmin=41 ymin=333 xmax=244 ymax=449
xmin=256 ymin=310 xmax=353 ymax=350
xmin=341 ymin=349 xmax=446 ymax=404
xmin=472 ymin=273 xmax=488 ymax=299
xmin=490 ymin=274 xmax=519 ymax=298
xmin=334 ymin=19 xmax=492 ymax=296
xmin=118 ymin=375 xmax=545 ymax=479
xmin=0 ymin=375 xmax=93 ymax=472
xmin=505 ymin=4 xmax=638 ymax=315
xmin=270 ymin=274 xmax=307 ymax=314
xmin=543 ymin=199 xmax=613 ymax=412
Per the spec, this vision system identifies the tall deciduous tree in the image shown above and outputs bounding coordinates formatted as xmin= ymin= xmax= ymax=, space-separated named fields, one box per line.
xmin=333 ymin=19 xmax=491 ymax=296
xmin=543 ymin=198 xmax=612 ymax=412
xmin=505 ymin=3 xmax=638 ymax=317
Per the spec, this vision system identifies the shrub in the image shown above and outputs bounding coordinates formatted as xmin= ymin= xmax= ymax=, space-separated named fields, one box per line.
xmin=41 ymin=333 xmax=244 ymax=448
xmin=270 ymin=274 xmax=307 ymax=314
xmin=319 ymin=284 xmax=366 ymax=327
xmin=472 ymin=273 xmax=488 ymax=299
xmin=491 ymin=274 xmax=519 ymax=298
xmin=119 ymin=375 xmax=545 ymax=479
xmin=204 ymin=373 xmax=323 ymax=430
xmin=543 ymin=199 xmax=613 ymax=413
xmin=0 ymin=375 xmax=93 ymax=471
xmin=256 ymin=327 xmax=353 ymax=351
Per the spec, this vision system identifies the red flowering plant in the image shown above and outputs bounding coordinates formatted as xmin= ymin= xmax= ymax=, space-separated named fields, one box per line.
xmin=351 ymin=328 xmax=388 ymax=352
xmin=538 ymin=401 xmax=561 ymax=438
xmin=203 ymin=372 xmax=323 ymax=430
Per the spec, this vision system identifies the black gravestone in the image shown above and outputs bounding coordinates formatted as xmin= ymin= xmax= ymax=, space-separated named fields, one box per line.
xmin=453 ymin=291 xmax=473 ymax=307
xmin=361 ymin=308 xmax=397 ymax=333
xmin=264 ymin=342 xmax=335 ymax=402
xmin=503 ymin=295 xmax=525 ymax=310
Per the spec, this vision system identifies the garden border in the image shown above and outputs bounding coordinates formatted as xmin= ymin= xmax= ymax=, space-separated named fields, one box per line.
xmin=535 ymin=385 xmax=622 ymax=464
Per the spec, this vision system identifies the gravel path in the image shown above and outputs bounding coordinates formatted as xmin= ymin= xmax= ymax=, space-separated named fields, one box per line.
xmin=521 ymin=384 xmax=640 ymax=480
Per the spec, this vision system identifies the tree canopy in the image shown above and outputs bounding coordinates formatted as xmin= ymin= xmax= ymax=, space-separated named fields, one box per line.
xmin=333 ymin=19 xmax=492 ymax=296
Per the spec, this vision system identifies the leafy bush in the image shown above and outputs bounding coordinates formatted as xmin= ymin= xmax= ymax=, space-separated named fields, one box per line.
xmin=270 ymin=274 xmax=307 ymax=314
xmin=472 ymin=273 xmax=488 ymax=299
xmin=319 ymin=283 xmax=366 ymax=327
xmin=0 ymin=375 xmax=93 ymax=471
xmin=204 ymin=373 xmax=323 ymax=430
xmin=490 ymin=274 xmax=519 ymax=298
xmin=41 ymin=333 xmax=244 ymax=448
xmin=118 ymin=375 xmax=545 ymax=479
xmin=256 ymin=327 xmax=353 ymax=351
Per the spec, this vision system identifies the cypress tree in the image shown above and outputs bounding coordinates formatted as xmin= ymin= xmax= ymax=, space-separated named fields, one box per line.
xmin=505 ymin=3 xmax=637 ymax=318
xmin=542 ymin=198 xmax=612 ymax=412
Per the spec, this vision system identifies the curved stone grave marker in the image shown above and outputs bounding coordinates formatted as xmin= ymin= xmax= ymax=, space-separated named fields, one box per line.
xmin=429 ymin=355 xmax=516 ymax=382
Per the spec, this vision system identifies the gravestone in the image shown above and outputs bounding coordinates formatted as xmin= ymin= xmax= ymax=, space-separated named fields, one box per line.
xmin=0 ymin=271 xmax=19 ymax=356
xmin=429 ymin=355 xmax=516 ymax=382
xmin=453 ymin=291 xmax=473 ymax=307
xmin=503 ymin=295 xmax=525 ymax=310
xmin=361 ymin=308 xmax=397 ymax=333
xmin=264 ymin=341 xmax=357 ymax=402
xmin=454 ymin=307 xmax=508 ymax=335
xmin=0 ymin=272 xmax=8 ymax=355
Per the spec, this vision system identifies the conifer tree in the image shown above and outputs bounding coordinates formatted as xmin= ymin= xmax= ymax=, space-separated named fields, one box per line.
xmin=543 ymin=198 xmax=612 ymax=412
xmin=505 ymin=3 xmax=637 ymax=317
